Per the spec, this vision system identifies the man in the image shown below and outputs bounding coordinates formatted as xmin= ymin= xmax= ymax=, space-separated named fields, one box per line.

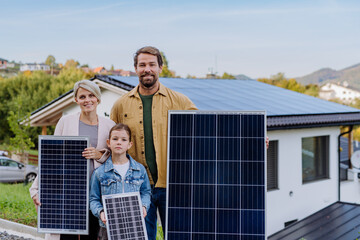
xmin=110 ymin=46 xmax=197 ymax=239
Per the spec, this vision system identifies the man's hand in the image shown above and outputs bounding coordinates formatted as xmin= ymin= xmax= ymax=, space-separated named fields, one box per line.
xmin=266 ymin=136 xmax=269 ymax=149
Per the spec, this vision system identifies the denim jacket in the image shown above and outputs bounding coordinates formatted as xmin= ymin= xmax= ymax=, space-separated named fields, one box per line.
xmin=90 ymin=154 xmax=151 ymax=227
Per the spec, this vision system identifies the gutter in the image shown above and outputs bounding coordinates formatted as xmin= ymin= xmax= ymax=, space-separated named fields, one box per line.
xmin=338 ymin=125 xmax=353 ymax=201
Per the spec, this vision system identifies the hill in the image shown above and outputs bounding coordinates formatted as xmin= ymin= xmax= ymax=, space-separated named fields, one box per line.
xmin=235 ymin=74 xmax=253 ymax=80
xmin=296 ymin=63 xmax=360 ymax=88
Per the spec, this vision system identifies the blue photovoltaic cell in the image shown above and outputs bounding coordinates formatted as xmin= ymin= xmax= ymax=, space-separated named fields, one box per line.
xmin=166 ymin=111 xmax=266 ymax=240
xmin=38 ymin=136 xmax=89 ymax=234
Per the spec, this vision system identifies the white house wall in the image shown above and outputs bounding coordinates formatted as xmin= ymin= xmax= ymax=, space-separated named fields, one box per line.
xmin=320 ymin=83 xmax=360 ymax=103
xmin=340 ymin=168 xmax=360 ymax=204
xmin=267 ymin=126 xmax=339 ymax=235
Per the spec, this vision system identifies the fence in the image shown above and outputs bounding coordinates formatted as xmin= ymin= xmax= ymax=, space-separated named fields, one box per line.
xmin=28 ymin=154 xmax=38 ymax=165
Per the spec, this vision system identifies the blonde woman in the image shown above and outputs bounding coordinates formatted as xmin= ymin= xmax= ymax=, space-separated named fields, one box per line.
xmin=30 ymin=80 xmax=115 ymax=240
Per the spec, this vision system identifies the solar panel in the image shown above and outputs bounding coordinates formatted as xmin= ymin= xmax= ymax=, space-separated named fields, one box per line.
xmin=102 ymin=192 xmax=148 ymax=240
xmin=38 ymin=136 xmax=89 ymax=234
xmin=166 ymin=111 xmax=266 ymax=240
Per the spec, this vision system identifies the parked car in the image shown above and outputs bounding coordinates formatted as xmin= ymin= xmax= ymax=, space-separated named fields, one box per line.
xmin=0 ymin=156 xmax=38 ymax=183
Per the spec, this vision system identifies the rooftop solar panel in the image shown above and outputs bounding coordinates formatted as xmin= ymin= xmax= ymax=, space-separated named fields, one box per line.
xmin=166 ymin=111 xmax=266 ymax=240
xmin=102 ymin=192 xmax=148 ymax=240
xmin=38 ymin=136 xmax=89 ymax=235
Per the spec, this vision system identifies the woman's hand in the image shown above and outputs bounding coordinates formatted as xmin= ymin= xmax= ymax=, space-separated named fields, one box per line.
xmin=100 ymin=211 xmax=107 ymax=225
xmin=32 ymin=194 xmax=41 ymax=210
xmin=82 ymin=147 xmax=101 ymax=160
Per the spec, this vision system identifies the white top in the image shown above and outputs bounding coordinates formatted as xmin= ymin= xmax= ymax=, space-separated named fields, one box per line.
xmin=114 ymin=161 xmax=130 ymax=180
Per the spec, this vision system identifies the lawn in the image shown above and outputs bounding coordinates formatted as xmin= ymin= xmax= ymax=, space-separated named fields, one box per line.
xmin=0 ymin=183 xmax=37 ymax=227
xmin=0 ymin=183 xmax=164 ymax=239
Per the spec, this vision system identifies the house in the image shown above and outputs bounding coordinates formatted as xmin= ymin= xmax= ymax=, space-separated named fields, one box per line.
xmin=119 ymin=70 xmax=137 ymax=77
xmin=20 ymin=63 xmax=50 ymax=72
xmin=319 ymin=82 xmax=360 ymax=104
xmin=29 ymin=75 xmax=360 ymax=237
xmin=0 ymin=58 xmax=8 ymax=69
xmin=93 ymin=66 xmax=107 ymax=74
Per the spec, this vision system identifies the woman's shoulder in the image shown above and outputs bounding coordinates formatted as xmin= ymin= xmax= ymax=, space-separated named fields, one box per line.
xmin=59 ymin=113 xmax=80 ymax=122
xmin=98 ymin=116 xmax=116 ymax=126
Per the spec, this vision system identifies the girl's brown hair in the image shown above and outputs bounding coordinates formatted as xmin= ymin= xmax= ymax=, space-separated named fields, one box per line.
xmin=108 ymin=123 xmax=132 ymax=141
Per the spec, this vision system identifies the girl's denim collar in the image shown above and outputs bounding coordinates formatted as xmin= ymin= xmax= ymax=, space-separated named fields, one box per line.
xmin=104 ymin=154 xmax=140 ymax=173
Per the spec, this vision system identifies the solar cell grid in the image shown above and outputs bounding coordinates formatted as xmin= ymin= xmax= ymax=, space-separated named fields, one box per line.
xmin=38 ymin=136 xmax=89 ymax=234
xmin=103 ymin=192 xmax=148 ymax=240
xmin=166 ymin=111 xmax=266 ymax=240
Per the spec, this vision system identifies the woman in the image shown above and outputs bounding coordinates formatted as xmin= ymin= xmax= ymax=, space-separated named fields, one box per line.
xmin=29 ymin=79 xmax=115 ymax=240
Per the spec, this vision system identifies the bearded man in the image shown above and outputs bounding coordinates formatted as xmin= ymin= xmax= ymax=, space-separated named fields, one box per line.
xmin=110 ymin=46 xmax=197 ymax=240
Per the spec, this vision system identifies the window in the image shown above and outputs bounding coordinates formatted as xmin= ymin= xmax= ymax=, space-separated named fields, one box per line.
xmin=267 ymin=140 xmax=278 ymax=190
xmin=302 ymin=136 xmax=329 ymax=183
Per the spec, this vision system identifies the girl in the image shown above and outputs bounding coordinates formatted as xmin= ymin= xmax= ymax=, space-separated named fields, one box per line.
xmin=90 ymin=123 xmax=151 ymax=240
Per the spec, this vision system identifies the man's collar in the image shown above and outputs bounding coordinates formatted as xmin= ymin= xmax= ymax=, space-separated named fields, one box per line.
xmin=129 ymin=82 xmax=167 ymax=98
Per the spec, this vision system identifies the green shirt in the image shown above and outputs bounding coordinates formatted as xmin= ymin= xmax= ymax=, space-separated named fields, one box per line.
xmin=139 ymin=93 xmax=158 ymax=184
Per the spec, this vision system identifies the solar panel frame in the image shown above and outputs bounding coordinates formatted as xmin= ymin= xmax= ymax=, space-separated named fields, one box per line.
xmin=165 ymin=110 xmax=267 ymax=240
xmin=37 ymin=135 xmax=90 ymax=235
xmin=102 ymin=192 xmax=148 ymax=240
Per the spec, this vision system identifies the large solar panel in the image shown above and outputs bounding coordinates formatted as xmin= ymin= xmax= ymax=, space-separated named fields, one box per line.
xmin=166 ymin=111 xmax=266 ymax=240
xmin=38 ymin=136 xmax=89 ymax=234
xmin=102 ymin=192 xmax=148 ymax=240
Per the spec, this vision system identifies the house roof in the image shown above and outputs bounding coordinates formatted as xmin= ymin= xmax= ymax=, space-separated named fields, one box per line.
xmin=0 ymin=58 xmax=8 ymax=62
xmin=96 ymin=75 xmax=360 ymax=130
xmin=93 ymin=66 xmax=106 ymax=73
xmin=268 ymin=201 xmax=360 ymax=240
xmin=30 ymin=75 xmax=360 ymax=129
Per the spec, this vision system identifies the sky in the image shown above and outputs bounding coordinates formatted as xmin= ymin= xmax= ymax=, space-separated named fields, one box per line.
xmin=1 ymin=0 xmax=360 ymax=79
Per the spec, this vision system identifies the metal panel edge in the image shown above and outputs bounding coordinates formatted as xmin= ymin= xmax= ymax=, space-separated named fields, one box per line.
xmin=37 ymin=135 xmax=89 ymax=235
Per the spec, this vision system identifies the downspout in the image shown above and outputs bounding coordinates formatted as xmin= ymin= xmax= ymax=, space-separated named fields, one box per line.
xmin=338 ymin=125 xmax=353 ymax=201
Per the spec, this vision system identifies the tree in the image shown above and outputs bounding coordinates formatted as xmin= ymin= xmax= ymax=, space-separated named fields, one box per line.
xmin=159 ymin=52 xmax=176 ymax=78
xmin=186 ymin=74 xmax=197 ymax=79
xmin=6 ymin=96 xmax=35 ymax=154
xmin=45 ymin=55 xmax=56 ymax=75
xmin=221 ymin=72 xmax=236 ymax=79
xmin=0 ymin=69 xmax=88 ymax=147
xmin=64 ymin=59 xmax=80 ymax=69
xmin=258 ymin=72 xmax=318 ymax=96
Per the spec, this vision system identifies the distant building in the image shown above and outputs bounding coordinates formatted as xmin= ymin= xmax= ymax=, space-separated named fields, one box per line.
xmin=20 ymin=63 xmax=50 ymax=72
xmin=107 ymin=69 xmax=137 ymax=76
xmin=0 ymin=58 xmax=8 ymax=69
xmin=319 ymin=82 xmax=360 ymax=104
xmin=119 ymin=70 xmax=137 ymax=77
xmin=93 ymin=66 xmax=107 ymax=74
xmin=6 ymin=62 xmax=15 ymax=68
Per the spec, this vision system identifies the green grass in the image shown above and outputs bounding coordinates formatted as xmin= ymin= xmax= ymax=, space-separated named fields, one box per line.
xmin=156 ymin=224 xmax=164 ymax=240
xmin=0 ymin=183 xmax=37 ymax=227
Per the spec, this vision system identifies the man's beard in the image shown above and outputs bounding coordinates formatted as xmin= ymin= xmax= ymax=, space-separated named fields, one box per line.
xmin=139 ymin=73 xmax=158 ymax=88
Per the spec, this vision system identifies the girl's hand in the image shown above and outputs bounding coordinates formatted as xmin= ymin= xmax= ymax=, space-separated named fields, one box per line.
xmin=143 ymin=207 xmax=147 ymax=218
xmin=100 ymin=211 xmax=106 ymax=225
xmin=82 ymin=147 xmax=101 ymax=160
